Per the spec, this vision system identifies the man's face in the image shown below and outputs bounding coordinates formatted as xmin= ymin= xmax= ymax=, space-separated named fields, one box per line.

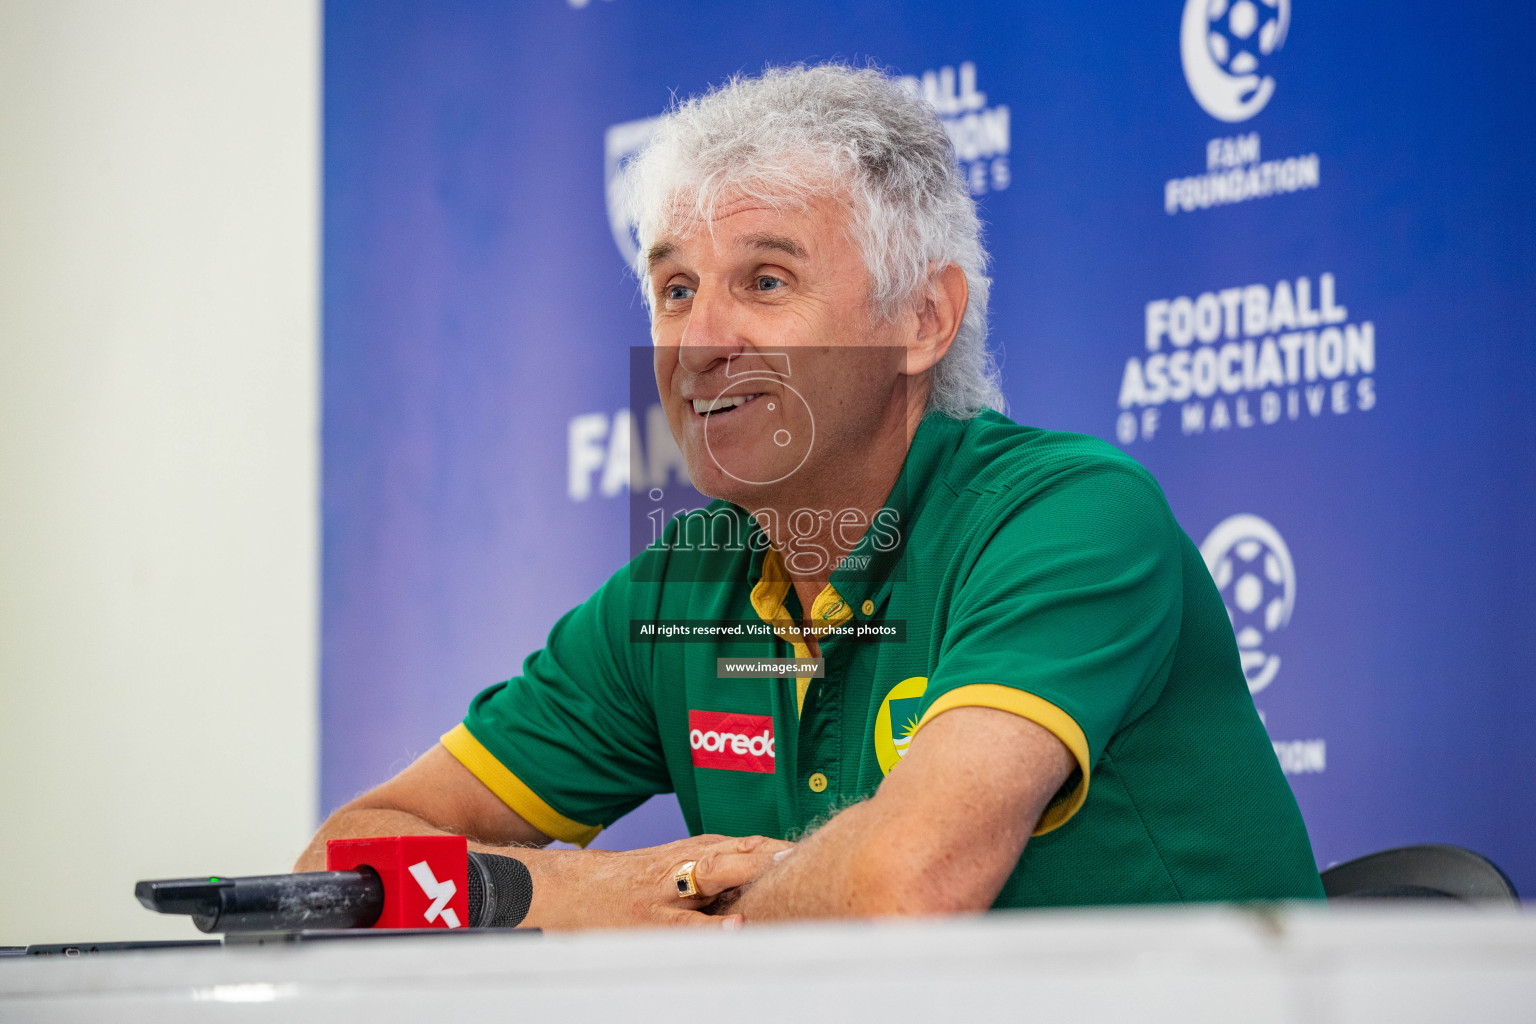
xmin=648 ymin=194 xmax=909 ymax=506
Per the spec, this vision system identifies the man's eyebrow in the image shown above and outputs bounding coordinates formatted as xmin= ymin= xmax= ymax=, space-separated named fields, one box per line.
xmin=645 ymin=233 xmax=807 ymax=271
xmin=646 ymin=242 xmax=677 ymax=270
xmin=740 ymin=233 xmax=807 ymax=260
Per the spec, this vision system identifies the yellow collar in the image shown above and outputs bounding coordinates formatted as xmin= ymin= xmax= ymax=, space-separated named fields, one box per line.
xmin=748 ymin=547 xmax=854 ymax=715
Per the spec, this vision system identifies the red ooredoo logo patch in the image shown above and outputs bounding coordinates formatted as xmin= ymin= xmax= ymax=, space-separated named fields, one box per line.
xmin=689 ymin=710 xmax=776 ymax=773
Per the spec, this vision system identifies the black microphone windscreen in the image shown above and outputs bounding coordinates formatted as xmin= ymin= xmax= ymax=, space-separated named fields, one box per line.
xmin=466 ymin=852 xmax=533 ymax=928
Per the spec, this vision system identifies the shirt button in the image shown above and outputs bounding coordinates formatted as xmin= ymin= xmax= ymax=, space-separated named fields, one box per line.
xmin=807 ymin=772 xmax=829 ymax=793
xmin=861 ymin=599 xmax=875 ymax=616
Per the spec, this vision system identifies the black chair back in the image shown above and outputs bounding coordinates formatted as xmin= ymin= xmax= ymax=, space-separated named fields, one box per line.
xmin=1321 ymin=844 xmax=1519 ymax=904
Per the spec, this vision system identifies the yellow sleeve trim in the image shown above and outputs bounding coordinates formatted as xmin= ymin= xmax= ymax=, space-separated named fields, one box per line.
xmin=441 ymin=723 xmax=602 ymax=848
xmin=912 ymin=684 xmax=1092 ymax=836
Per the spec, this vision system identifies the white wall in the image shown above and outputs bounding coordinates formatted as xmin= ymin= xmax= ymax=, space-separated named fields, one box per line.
xmin=0 ymin=0 xmax=319 ymax=945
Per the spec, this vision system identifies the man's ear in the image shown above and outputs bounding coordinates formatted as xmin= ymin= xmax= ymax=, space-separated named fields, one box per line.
xmin=905 ymin=263 xmax=969 ymax=376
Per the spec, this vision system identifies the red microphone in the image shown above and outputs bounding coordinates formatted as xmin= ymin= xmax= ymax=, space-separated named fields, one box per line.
xmin=135 ymin=837 xmax=533 ymax=933
xmin=326 ymin=836 xmax=469 ymax=930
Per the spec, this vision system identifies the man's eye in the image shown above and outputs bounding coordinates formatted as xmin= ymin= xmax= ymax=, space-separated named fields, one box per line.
xmin=756 ymin=276 xmax=784 ymax=291
xmin=666 ymin=284 xmax=694 ymax=301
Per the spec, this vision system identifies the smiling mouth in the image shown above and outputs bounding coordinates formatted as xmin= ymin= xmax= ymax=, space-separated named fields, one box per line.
xmin=691 ymin=393 xmax=763 ymax=417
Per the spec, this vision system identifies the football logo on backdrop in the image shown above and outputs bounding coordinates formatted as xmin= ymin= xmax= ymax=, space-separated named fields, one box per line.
xmin=1182 ymin=0 xmax=1291 ymax=122
xmin=604 ymin=115 xmax=662 ymax=266
xmin=1200 ymin=514 xmax=1295 ymax=694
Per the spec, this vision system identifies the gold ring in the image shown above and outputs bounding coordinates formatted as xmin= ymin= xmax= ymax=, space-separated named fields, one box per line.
xmin=672 ymin=860 xmax=700 ymax=898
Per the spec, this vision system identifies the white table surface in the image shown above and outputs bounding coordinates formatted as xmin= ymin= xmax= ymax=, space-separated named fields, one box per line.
xmin=2 ymin=903 xmax=1533 ymax=1023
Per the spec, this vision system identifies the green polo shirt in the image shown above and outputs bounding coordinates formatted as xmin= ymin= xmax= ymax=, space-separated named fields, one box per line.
xmin=445 ymin=410 xmax=1323 ymax=906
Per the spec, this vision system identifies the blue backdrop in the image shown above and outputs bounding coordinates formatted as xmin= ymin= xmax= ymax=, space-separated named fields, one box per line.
xmin=322 ymin=0 xmax=1536 ymax=891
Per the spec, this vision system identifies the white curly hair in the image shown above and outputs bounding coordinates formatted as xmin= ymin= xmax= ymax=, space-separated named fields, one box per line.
xmin=621 ymin=63 xmax=1004 ymax=418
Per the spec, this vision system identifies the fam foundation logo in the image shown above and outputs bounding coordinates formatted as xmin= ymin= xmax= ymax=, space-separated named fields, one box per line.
xmin=1200 ymin=514 xmax=1324 ymax=775
xmin=1114 ymin=272 xmax=1377 ymax=445
xmin=568 ymin=402 xmax=685 ymax=502
xmin=1181 ymin=0 xmax=1290 ymax=123
xmin=1168 ymin=2 xmax=1318 ymax=214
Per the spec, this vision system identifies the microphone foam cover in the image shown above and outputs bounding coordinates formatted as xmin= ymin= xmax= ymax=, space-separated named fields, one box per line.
xmin=467 ymin=852 xmax=533 ymax=928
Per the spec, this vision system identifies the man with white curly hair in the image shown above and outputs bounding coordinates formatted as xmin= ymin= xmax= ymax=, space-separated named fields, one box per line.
xmin=300 ymin=64 xmax=1323 ymax=924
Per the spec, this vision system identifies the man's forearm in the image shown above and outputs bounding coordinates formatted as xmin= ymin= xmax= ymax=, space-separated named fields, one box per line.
xmin=726 ymin=806 xmax=874 ymax=921
xmin=729 ymin=799 xmax=971 ymax=921
xmin=730 ymin=708 xmax=1070 ymax=922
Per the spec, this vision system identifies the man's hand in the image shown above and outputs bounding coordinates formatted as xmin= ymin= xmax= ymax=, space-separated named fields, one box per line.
xmin=728 ymin=705 xmax=1077 ymax=920
xmin=539 ymin=833 xmax=793 ymax=929
xmin=296 ymin=743 xmax=792 ymax=930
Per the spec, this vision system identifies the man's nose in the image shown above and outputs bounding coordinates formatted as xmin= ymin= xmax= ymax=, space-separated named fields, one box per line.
xmin=678 ymin=284 xmax=746 ymax=373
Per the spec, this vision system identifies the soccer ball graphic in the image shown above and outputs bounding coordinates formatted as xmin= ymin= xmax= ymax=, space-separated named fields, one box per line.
xmin=1200 ymin=514 xmax=1296 ymax=695
xmin=1181 ymin=0 xmax=1291 ymax=122
xmin=1205 ymin=0 xmax=1287 ymax=77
